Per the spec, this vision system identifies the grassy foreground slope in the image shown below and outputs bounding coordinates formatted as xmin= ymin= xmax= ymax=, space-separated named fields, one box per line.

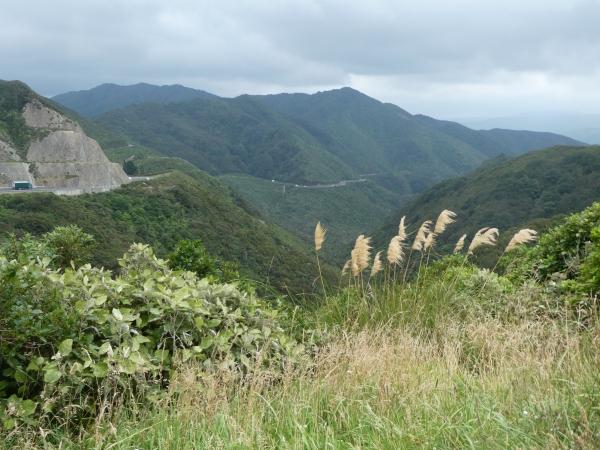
xmin=375 ymin=145 xmax=600 ymax=251
xmin=0 ymin=170 xmax=333 ymax=293
xmin=4 ymin=202 xmax=600 ymax=449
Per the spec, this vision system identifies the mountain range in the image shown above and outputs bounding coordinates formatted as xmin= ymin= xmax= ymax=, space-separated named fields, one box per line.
xmin=54 ymin=84 xmax=582 ymax=192
xmin=49 ymin=82 xmax=585 ymax=262
xmin=52 ymin=82 xmax=216 ymax=117
xmin=463 ymin=112 xmax=600 ymax=145
xmin=2 ymin=80 xmax=597 ymax=291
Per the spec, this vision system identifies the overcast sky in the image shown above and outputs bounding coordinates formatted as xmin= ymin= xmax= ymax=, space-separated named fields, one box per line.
xmin=2 ymin=0 xmax=600 ymax=119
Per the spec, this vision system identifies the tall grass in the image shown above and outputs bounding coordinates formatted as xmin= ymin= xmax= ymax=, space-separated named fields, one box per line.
xmin=23 ymin=311 xmax=599 ymax=449
xmin=4 ymin=213 xmax=598 ymax=449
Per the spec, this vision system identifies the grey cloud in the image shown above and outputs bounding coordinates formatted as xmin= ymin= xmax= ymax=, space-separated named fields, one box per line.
xmin=1 ymin=0 xmax=599 ymax=117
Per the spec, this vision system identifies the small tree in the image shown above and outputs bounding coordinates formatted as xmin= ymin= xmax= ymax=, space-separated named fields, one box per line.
xmin=43 ymin=225 xmax=95 ymax=268
xmin=123 ymin=159 xmax=138 ymax=175
xmin=168 ymin=239 xmax=217 ymax=279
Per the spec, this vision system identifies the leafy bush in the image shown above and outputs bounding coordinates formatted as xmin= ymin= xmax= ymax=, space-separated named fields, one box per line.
xmin=42 ymin=225 xmax=95 ymax=268
xmin=167 ymin=239 xmax=218 ymax=279
xmin=533 ymin=202 xmax=600 ymax=281
xmin=502 ymin=202 xmax=600 ymax=295
xmin=168 ymin=239 xmax=244 ymax=286
xmin=579 ymin=227 xmax=600 ymax=293
xmin=0 ymin=225 xmax=94 ymax=270
xmin=0 ymin=242 xmax=305 ymax=429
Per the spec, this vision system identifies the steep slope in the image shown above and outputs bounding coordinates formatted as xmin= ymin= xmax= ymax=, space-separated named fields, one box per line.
xmin=95 ymin=95 xmax=356 ymax=184
xmin=92 ymin=85 xmax=583 ymax=195
xmin=374 ymin=145 xmax=600 ymax=251
xmin=220 ymin=173 xmax=402 ymax=263
xmin=413 ymin=115 xmax=582 ymax=157
xmin=0 ymin=80 xmax=128 ymax=192
xmin=0 ymin=169 xmax=334 ymax=293
xmin=52 ymin=82 xmax=216 ymax=117
xmin=254 ymin=88 xmax=491 ymax=190
xmin=253 ymin=88 xmax=583 ymax=190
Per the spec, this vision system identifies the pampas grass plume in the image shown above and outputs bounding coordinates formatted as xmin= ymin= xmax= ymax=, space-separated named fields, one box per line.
xmin=387 ymin=235 xmax=404 ymax=265
xmin=371 ymin=251 xmax=383 ymax=277
xmin=506 ymin=229 xmax=538 ymax=251
xmin=433 ymin=209 xmax=457 ymax=235
xmin=424 ymin=231 xmax=436 ymax=251
xmin=351 ymin=234 xmax=372 ymax=275
xmin=341 ymin=259 xmax=351 ymax=275
xmin=454 ymin=234 xmax=467 ymax=253
xmin=314 ymin=222 xmax=326 ymax=251
xmin=467 ymin=227 xmax=499 ymax=255
xmin=398 ymin=216 xmax=407 ymax=243
xmin=412 ymin=220 xmax=432 ymax=252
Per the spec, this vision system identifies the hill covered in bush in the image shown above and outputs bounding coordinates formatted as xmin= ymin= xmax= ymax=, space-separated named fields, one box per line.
xmin=375 ymin=145 xmax=600 ymax=255
xmin=87 ymin=86 xmax=581 ymax=193
xmin=0 ymin=169 xmax=334 ymax=293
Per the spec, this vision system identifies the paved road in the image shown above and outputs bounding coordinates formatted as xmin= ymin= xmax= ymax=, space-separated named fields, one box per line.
xmin=0 ymin=175 xmax=162 ymax=195
xmin=271 ymin=178 xmax=369 ymax=189
xmin=0 ymin=187 xmax=54 ymax=194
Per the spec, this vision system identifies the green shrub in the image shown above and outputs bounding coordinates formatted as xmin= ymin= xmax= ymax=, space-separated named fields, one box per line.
xmin=42 ymin=225 xmax=95 ymax=268
xmin=0 ymin=242 xmax=305 ymax=430
xmin=533 ymin=202 xmax=600 ymax=282
xmin=578 ymin=227 xmax=600 ymax=294
xmin=168 ymin=239 xmax=217 ymax=279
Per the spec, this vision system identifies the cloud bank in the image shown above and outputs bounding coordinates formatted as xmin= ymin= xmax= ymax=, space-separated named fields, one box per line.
xmin=1 ymin=0 xmax=599 ymax=117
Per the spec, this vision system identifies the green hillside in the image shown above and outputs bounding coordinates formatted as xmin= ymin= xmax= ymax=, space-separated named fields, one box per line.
xmin=253 ymin=88 xmax=582 ymax=189
xmin=220 ymin=174 xmax=402 ymax=263
xmin=375 ymin=145 xmax=600 ymax=253
xmin=52 ymin=82 xmax=216 ymax=117
xmin=0 ymin=169 xmax=333 ymax=294
xmin=413 ymin=114 xmax=581 ymax=156
xmin=89 ymin=86 xmax=583 ymax=196
xmin=95 ymin=95 xmax=356 ymax=184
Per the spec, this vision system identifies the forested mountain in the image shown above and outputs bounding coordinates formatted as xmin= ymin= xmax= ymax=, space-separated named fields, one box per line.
xmin=82 ymin=85 xmax=582 ymax=195
xmin=53 ymin=83 xmax=584 ymax=262
xmin=52 ymin=83 xmax=216 ymax=117
xmin=0 ymin=167 xmax=333 ymax=293
xmin=413 ymin=114 xmax=581 ymax=156
xmin=252 ymin=88 xmax=579 ymax=190
xmin=94 ymin=95 xmax=356 ymax=184
xmin=374 ymin=145 xmax=600 ymax=251
xmin=0 ymin=81 xmax=335 ymax=292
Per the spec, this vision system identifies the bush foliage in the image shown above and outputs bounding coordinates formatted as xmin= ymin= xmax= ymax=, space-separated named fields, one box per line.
xmin=0 ymin=236 xmax=305 ymax=429
xmin=501 ymin=202 xmax=600 ymax=295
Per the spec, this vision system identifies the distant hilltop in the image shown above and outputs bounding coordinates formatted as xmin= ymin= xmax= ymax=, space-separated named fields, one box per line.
xmin=0 ymin=80 xmax=128 ymax=194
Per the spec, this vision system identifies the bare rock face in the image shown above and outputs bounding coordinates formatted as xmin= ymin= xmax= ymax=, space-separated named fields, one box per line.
xmin=0 ymin=99 xmax=129 ymax=192
xmin=0 ymin=162 xmax=33 ymax=185
xmin=0 ymin=140 xmax=21 ymax=162
xmin=28 ymin=130 xmax=113 ymax=163
xmin=23 ymin=100 xmax=79 ymax=131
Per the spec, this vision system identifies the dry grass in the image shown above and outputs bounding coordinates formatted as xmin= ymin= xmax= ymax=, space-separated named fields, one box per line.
xmin=411 ymin=220 xmax=432 ymax=252
xmin=468 ymin=227 xmax=500 ymax=255
xmin=506 ymin=228 xmax=538 ymax=252
xmin=75 ymin=316 xmax=600 ymax=449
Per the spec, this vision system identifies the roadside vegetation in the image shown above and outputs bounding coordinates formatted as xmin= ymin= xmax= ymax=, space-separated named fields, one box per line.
xmin=1 ymin=203 xmax=600 ymax=448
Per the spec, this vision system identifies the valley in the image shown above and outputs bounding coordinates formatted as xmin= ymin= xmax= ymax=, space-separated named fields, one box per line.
xmin=3 ymin=3 xmax=600 ymax=448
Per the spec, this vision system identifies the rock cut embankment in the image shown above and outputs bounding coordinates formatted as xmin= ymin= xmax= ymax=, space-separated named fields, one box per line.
xmin=0 ymin=99 xmax=128 ymax=193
